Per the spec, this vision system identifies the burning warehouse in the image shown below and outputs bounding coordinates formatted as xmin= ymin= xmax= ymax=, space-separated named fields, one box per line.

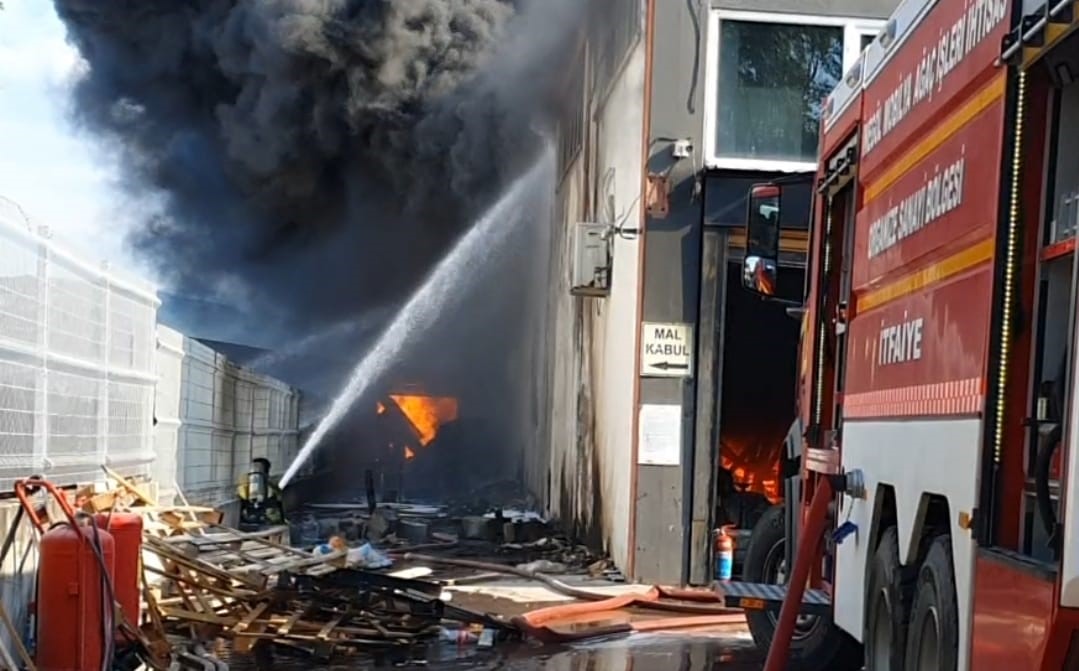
xmin=38 ymin=0 xmax=897 ymax=589
xmin=295 ymin=382 xmax=522 ymax=507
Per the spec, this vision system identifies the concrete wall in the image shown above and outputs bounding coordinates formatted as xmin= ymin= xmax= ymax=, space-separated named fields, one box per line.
xmin=633 ymin=0 xmax=708 ymax=585
xmin=590 ymin=46 xmax=646 ymax=573
xmin=537 ymin=0 xmax=900 ymax=584
xmin=540 ymin=15 xmax=646 ymax=572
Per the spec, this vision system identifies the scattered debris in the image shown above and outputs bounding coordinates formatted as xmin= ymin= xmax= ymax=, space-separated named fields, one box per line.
xmin=515 ymin=560 xmax=567 ymax=575
xmin=48 ymin=469 xmax=705 ymax=668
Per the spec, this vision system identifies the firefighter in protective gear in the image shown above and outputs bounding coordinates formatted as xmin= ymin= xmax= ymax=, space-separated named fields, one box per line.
xmin=238 ymin=457 xmax=285 ymax=528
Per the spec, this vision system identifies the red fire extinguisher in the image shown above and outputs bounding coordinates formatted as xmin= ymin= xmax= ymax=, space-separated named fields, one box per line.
xmin=15 ymin=476 xmax=117 ymax=671
xmin=714 ymin=525 xmax=735 ymax=581
xmin=94 ymin=511 xmax=143 ymax=637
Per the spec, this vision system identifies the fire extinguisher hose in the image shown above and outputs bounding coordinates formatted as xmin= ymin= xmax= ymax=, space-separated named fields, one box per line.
xmin=84 ymin=515 xmax=117 ymax=671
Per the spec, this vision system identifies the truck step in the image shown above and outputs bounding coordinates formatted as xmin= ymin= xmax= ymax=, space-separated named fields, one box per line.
xmin=720 ymin=581 xmax=831 ymax=616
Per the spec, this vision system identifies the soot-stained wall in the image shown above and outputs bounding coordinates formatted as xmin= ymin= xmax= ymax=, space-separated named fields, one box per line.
xmin=538 ymin=19 xmax=646 ymax=572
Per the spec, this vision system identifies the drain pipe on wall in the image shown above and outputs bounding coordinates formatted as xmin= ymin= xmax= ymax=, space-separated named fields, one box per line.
xmin=627 ymin=0 xmax=657 ymax=582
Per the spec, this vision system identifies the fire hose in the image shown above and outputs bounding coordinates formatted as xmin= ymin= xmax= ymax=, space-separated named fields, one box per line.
xmin=401 ymin=553 xmax=741 ymax=615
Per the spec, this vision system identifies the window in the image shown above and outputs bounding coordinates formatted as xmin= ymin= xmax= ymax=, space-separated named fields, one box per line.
xmin=705 ymin=11 xmax=884 ymax=171
xmin=717 ymin=21 xmax=842 ymax=164
xmin=557 ymin=55 xmax=585 ymax=175
xmin=590 ymin=0 xmax=642 ymax=98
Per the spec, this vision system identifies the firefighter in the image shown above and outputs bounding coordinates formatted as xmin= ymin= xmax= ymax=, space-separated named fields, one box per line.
xmin=237 ymin=457 xmax=285 ymax=529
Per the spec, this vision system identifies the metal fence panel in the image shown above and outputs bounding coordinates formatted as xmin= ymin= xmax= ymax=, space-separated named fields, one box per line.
xmin=162 ymin=332 xmax=301 ymax=507
xmin=0 ymin=207 xmax=159 ymax=490
xmin=46 ymin=369 xmax=101 ymax=466
xmin=0 ymin=361 xmax=36 ymax=477
xmin=0 ymin=204 xmax=301 ymax=495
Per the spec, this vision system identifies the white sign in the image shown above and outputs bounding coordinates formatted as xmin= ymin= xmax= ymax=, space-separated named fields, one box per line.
xmin=641 ymin=322 xmax=694 ymax=378
xmin=638 ymin=404 xmax=682 ymax=466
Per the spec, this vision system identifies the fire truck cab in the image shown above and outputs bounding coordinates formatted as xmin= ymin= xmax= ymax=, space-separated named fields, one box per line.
xmin=729 ymin=1 xmax=1079 ymax=669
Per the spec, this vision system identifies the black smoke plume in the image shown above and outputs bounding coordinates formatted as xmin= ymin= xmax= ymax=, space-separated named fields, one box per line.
xmin=53 ymin=0 xmax=579 ymax=497
xmin=52 ymin=0 xmax=576 ymax=350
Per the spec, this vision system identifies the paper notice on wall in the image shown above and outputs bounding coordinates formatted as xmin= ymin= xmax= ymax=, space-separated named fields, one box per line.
xmin=637 ymin=404 xmax=682 ymax=466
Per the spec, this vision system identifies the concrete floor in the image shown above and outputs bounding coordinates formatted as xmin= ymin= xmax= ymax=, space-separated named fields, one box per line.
xmin=229 ymin=631 xmax=764 ymax=670
xmin=481 ymin=632 xmax=765 ymax=670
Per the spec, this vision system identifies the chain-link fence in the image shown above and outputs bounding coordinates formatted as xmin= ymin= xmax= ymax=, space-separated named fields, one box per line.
xmin=0 ymin=202 xmax=159 ymax=490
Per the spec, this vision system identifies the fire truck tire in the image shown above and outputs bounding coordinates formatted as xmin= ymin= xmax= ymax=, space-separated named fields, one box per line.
xmin=743 ymin=505 xmax=862 ymax=671
xmin=904 ymin=534 xmax=959 ymax=671
xmin=865 ymin=527 xmax=914 ymax=670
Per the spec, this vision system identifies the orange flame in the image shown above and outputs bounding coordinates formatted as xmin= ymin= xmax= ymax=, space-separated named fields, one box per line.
xmin=377 ymin=402 xmax=387 ymax=415
xmin=389 ymin=394 xmax=459 ymax=446
xmin=404 ymin=446 xmax=416 ymax=461
xmin=721 ymin=439 xmax=782 ymax=504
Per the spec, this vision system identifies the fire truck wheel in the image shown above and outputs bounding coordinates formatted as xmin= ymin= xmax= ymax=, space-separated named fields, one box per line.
xmin=743 ymin=505 xmax=862 ymax=671
xmin=865 ymin=527 xmax=914 ymax=670
xmin=904 ymin=534 xmax=959 ymax=671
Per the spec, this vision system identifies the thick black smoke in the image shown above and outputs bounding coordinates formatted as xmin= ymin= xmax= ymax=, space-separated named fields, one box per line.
xmin=53 ymin=0 xmax=576 ymax=348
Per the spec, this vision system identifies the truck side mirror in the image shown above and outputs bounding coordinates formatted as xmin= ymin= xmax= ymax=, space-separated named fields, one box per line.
xmin=743 ymin=183 xmax=782 ymax=297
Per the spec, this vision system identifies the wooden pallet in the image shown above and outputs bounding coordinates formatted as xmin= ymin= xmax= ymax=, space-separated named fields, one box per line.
xmin=92 ymin=467 xmax=450 ymax=660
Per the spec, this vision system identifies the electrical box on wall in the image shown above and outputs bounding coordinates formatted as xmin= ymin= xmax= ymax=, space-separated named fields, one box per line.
xmin=570 ymin=222 xmax=611 ymax=297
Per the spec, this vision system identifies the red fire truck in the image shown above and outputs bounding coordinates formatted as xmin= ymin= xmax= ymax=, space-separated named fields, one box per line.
xmin=726 ymin=0 xmax=1079 ymax=669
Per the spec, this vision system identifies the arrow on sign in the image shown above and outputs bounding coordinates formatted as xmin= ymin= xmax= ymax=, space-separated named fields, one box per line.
xmin=652 ymin=362 xmax=690 ymax=371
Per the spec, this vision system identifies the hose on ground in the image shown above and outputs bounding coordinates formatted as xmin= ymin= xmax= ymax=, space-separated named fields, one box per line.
xmin=402 ymin=553 xmax=740 ymax=615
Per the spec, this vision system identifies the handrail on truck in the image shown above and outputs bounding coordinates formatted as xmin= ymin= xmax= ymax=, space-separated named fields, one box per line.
xmin=998 ymin=0 xmax=1075 ymax=64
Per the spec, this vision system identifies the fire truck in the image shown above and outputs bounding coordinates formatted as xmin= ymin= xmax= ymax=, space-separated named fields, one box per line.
xmin=724 ymin=0 xmax=1079 ymax=669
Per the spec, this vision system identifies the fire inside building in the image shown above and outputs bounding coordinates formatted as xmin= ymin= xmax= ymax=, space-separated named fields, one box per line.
xmin=296 ymin=387 xmax=518 ymax=505
xmin=708 ymin=180 xmax=812 ymax=570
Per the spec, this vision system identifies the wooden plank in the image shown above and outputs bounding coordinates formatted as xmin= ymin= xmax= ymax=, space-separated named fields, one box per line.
xmin=145 ymin=540 xmax=265 ymax=588
xmin=161 ymin=608 xmax=236 ymax=627
xmin=277 ymin=608 xmax=308 ymax=636
xmin=206 ymin=524 xmax=310 ymax=558
xmin=233 ymin=602 xmax=270 ymax=634
xmin=141 ymin=564 xmax=258 ymax=600
xmin=257 ymin=551 xmax=345 ymax=575
xmin=162 ymin=532 xmax=243 ymax=547
xmin=101 ymin=465 xmax=156 ymax=506
xmin=233 ymin=617 xmax=271 ymax=653
xmin=185 ymin=568 xmax=217 ymax=615
xmin=317 ymin=614 xmax=346 ymax=641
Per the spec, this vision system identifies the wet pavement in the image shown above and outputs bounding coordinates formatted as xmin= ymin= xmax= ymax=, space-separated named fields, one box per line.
xmin=229 ymin=631 xmax=764 ymax=670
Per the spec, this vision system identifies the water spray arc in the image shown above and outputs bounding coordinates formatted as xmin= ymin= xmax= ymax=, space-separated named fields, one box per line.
xmin=279 ymin=155 xmax=551 ymax=488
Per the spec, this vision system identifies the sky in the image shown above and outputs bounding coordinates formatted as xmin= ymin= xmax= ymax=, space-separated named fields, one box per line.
xmin=0 ymin=0 xmax=155 ymax=285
